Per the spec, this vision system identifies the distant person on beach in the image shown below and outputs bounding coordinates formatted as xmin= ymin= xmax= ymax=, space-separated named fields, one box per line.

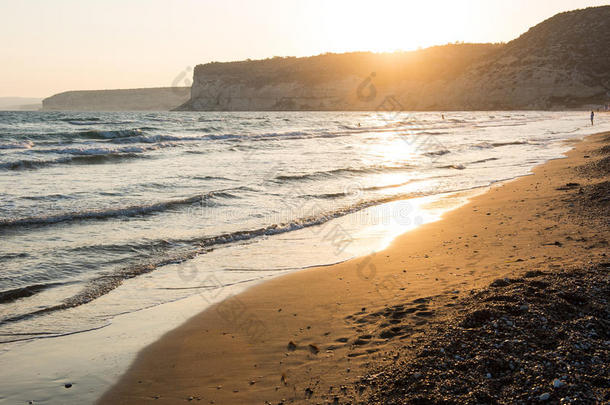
xmin=590 ymin=111 xmax=594 ymax=125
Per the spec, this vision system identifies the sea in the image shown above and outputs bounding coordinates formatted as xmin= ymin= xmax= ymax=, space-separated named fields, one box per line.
xmin=0 ymin=110 xmax=608 ymax=403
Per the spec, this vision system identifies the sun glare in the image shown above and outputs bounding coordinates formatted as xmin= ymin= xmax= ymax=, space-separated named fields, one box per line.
xmin=319 ymin=0 xmax=473 ymax=53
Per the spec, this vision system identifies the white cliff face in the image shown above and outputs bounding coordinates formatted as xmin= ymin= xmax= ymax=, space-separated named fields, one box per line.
xmin=188 ymin=75 xmax=373 ymax=111
xmin=185 ymin=67 xmax=607 ymax=111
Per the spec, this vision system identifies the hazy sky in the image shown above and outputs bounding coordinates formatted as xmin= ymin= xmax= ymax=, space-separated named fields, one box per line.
xmin=2 ymin=0 xmax=608 ymax=97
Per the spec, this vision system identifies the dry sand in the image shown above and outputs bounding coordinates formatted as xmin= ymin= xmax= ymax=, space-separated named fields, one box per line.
xmin=99 ymin=132 xmax=609 ymax=405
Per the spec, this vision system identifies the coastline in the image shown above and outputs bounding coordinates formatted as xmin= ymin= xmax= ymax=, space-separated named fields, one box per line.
xmin=0 ymin=182 xmax=484 ymax=404
xmin=100 ymin=132 xmax=609 ymax=404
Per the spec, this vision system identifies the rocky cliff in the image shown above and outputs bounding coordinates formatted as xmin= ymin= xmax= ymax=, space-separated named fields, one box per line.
xmin=181 ymin=6 xmax=609 ymax=111
xmin=441 ymin=5 xmax=610 ymax=109
xmin=42 ymin=87 xmax=190 ymax=111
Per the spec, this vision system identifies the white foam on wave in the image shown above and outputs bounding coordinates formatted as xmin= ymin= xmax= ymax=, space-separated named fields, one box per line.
xmin=34 ymin=144 xmax=170 ymax=156
xmin=0 ymin=140 xmax=34 ymax=150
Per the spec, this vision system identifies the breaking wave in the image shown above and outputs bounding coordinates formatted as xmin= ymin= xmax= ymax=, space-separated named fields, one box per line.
xmin=0 ymin=189 xmax=244 ymax=228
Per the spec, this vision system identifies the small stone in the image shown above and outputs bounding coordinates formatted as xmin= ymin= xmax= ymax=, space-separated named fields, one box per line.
xmin=491 ymin=278 xmax=510 ymax=287
xmin=553 ymin=379 xmax=565 ymax=388
xmin=308 ymin=344 xmax=320 ymax=354
xmin=64 ymin=383 xmax=72 ymax=389
xmin=539 ymin=392 xmax=551 ymax=401
xmin=486 ymin=373 xmax=492 ymax=379
xmin=287 ymin=341 xmax=297 ymax=351
xmin=413 ymin=372 xmax=422 ymax=379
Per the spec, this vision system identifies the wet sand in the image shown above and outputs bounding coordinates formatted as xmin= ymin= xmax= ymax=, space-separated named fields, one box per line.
xmin=100 ymin=132 xmax=609 ymax=404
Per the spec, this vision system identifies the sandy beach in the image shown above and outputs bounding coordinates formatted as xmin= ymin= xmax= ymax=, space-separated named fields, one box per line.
xmin=98 ymin=131 xmax=609 ymax=404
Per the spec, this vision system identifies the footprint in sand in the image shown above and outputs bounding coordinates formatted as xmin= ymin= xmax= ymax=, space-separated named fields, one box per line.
xmin=415 ymin=310 xmax=434 ymax=317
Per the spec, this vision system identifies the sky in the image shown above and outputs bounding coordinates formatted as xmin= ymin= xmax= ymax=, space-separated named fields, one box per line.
xmin=1 ymin=0 xmax=608 ymax=98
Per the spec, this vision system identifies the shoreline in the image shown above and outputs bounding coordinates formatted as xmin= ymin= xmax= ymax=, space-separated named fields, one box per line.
xmin=100 ymin=131 xmax=609 ymax=404
xmin=0 ymin=187 xmax=482 ymax=404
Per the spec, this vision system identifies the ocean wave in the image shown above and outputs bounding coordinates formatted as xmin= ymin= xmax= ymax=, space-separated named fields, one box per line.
xmin=102 ymin=129 xmax=354 ymax=146
xmin=59 ymin=117 xmax=101 ymax=122
xmin=274 ymin=164 xmax=415 ymax=182
xmin=424 ymin=149 xmax=451 ymax=157
xmin=473 ymin=140 xmax=529 ymax=149
xmin=65 ymin=121 xmax=102 ymax=126
xmin=362 ymin=178 xmax=431 ymax=191
xmin=0 ymin=189 xmax=243 ymax=228
xmin=438 ymin=157 xmax=501 ymax=170
xmin=220 ymin=130 xmax=340 ymax=141
xmin=111 ymin=133 xmax=243 ymax=144
xmin=78 ymin=129 xmax=146 ymax=139
xmin=33 ymin=144 xmax=166 ymax=155
xmin=190 ymin=175 xmax=235 ymax=181
xmin=0 ymin=252 xmax=29 ymax=262
xmin=0 ymin=141 xmax=34 ymax=150
xmin=0 ymin=182 xmax=480 ymax=326
xmin=0 ymin=152 xmax=149 ymax=171
xmin=144 ymin=130 xmax=346 ymax=144
xmin=469 ymin=157 xmax=500 ymax=164
xmin=13 ymin=128 xmax=148 ymax=142
xmin=109 ymin=133 xmax=235 ymax=144
xmin=439 ymin=164 xmax=466 ymax=170
xmin=183 ymin=126 xmax=219 ymax=133
xmin=0 ymin=157 xmax=69 ymax=171
xmin=59 ymin=117 xmax=139 ymax=126
xmin=302 ymin=191 xmax=350 ymax=199
xmin=21 ymin=194 xmax=75 ymax=201
xmin=24 ymin=126 xmax=363 ymax=148
xmin=301 ymin=178 xmax=430 ymax=199
xmin=58 ymin=195 xmax=420 ymax=305
xmin=413 ymin=131 xmax=449 ymax=136
xmin=65 ymin=121 xmax=140 ymax=126
xmin=491 ymin=141 xmax=530 ymax=147
xmin=474 ymin=122 xmax=527 ymax=128
xmin=107 ymin=134 xmax=182 ymax=144
xmin=0 ymin=283 xmax=61 ymax=304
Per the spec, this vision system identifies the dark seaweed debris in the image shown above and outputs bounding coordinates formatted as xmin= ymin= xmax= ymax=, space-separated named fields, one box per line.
xmin=360 ymin=263 xmax=610 ymax=404
xmin=577 ymin=155 xmax=610 ymax=178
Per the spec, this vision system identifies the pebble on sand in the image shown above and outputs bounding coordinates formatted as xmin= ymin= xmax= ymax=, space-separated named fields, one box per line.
xmin=539 ymin=392 xmax=551 ymax=401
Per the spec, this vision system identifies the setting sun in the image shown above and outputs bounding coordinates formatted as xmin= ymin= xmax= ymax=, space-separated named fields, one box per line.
xmin=318 ymin=0 xmax=475 ymax=52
